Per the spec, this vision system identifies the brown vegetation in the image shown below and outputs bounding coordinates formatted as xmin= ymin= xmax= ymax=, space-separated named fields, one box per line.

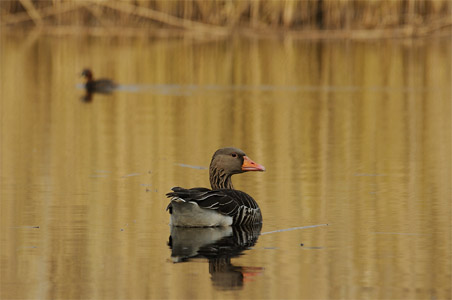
xmin=1 ymin=0 xmax=451 ymax=38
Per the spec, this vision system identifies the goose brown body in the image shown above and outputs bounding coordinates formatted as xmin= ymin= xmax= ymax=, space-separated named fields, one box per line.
xmin=166 ymin=148 xmax=265 ymax=227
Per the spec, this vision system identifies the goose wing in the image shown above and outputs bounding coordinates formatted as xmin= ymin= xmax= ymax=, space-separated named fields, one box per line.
xmin=166 ymin=187 xmax=261 ymax=224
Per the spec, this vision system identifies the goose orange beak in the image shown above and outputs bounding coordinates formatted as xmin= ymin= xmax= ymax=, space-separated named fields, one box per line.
xmin=242 ymin=156 xmax=265 ymax=172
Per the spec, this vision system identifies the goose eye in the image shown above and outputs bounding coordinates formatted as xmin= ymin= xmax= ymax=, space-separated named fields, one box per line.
xmin=231 ymin=153 xmax=237 ymax=158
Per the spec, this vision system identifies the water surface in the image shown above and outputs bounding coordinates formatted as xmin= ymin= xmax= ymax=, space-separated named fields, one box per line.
xmin=1 ymin=35 xmax=451 ymax=299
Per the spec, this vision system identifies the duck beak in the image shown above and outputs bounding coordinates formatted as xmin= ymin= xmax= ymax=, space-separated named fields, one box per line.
xmin=242 ymin=156 xmax=265 ymax=172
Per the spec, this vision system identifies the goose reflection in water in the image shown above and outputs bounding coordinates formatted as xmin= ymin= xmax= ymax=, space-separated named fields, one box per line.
xmin=168 ymin=224 xmax=263 ymax=290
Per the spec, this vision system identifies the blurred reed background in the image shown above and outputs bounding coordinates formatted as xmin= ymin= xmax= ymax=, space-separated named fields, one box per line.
xmin=2 ymin=0 xmax=451 ymax=37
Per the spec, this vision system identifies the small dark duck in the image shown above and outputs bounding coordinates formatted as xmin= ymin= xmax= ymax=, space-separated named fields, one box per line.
xmin=81 ymin=69 xmax=117 ymax=94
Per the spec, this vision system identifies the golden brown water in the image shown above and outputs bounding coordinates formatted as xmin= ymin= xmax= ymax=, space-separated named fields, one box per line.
xmin=1 ymin=34 xmax=451 ymax=299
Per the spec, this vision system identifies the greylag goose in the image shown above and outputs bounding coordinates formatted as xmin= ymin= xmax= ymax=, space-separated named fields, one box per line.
xmin=81 ymin=69 xmax=117 ymax=94
xmin=166 ymin=147 xmax=265 ymax=227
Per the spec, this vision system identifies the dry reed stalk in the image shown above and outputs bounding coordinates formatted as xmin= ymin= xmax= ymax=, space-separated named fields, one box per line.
xmin=225 ymin=1 xmax=249 ymax=27
xmin=249 ymin=0 xmax=258 ymax=27
xmin=84 ymin=3 xmax=114 ymax=31
xmin=183 ymin=0 xmax=193 ymax=22
xmin=2 ymin=1 xmax=83 ymax=26
xmin=296 ymin=0 xmax=313 ymax=29
xmin=98 ymin=1 xmax=229 ymax=36
xmin=18 ymin=0 xmax=42 ymax=25
xmin=195 ymin=0 xmax=213 ymax=24
xmin=282 ymin=0 xmax=295 ymax=27
xmin=261 ymin=1 xmax=282 ymax=26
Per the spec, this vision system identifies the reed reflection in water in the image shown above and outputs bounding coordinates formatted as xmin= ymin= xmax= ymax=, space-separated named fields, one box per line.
xmin=1 ymin=34 xmax=451 ymax=299
xmin=169 ymin=225 xmax=263 ymax=290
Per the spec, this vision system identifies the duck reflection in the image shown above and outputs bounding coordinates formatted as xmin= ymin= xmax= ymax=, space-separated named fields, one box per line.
xmin=168 ymin=224 xmax=263 ymax=290
xmin=81 ymin=92 xmax=93 ymax=102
